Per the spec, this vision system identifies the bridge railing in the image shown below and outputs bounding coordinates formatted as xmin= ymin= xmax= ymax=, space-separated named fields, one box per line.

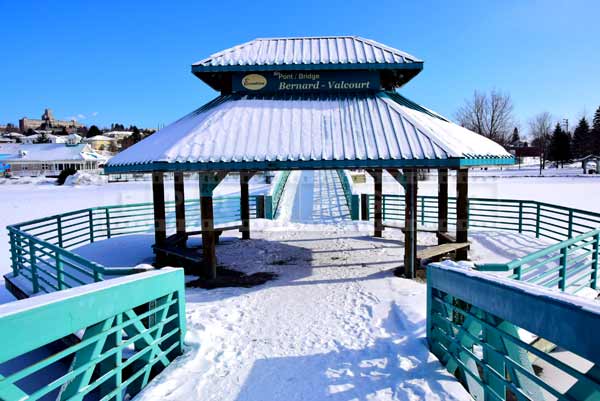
xmin=264 ymin=171 xmax=291 ymax=219
xmin=0 ymin=268 xmax=186 ymax=401
xmin=364 ymin=194 xmax=600 ymax=243
xmin=8 ymin=195 xmax=260 ymax=295
xmin=427 ymin=263 xmax=600 ymax=401
xmin=336 ymin=170 xmax=359 ymax=220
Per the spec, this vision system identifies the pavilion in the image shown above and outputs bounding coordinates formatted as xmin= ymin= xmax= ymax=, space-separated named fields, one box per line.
xmin=105 ymin=36 xmax=513 ymax=280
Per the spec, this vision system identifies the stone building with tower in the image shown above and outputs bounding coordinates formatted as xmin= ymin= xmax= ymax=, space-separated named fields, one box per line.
xmin=19 ymin=108 xmax=84 ymax=132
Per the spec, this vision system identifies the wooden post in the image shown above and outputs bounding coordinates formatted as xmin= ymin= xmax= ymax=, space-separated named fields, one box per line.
xmin=456 ymin=168 xmax=469 ymax=260
xmin=361 ymin=193 xmax=369 ymax=220
xmin=174 ymin=171 xmax=186 ymax=238
xmin=403 ymin=169 xmax=418 ymax=278
xmin=201 ymin=195 xmax=217 ymax=279
xmin=152 ymin=171 xmax=167 ymax=266
xmin=199 ymin=172 xmax=227 ymax=279
xmin=373 ymin=169 xmax=383 ymax=237
xmin=437 ymin=168 xmax=449 ymax=244
xmin=240 ymin=172 xmax=253 ymax=240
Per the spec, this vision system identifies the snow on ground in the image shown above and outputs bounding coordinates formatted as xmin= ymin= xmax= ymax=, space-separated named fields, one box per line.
xmin=2 ymin=169 xmax=600 ymax=400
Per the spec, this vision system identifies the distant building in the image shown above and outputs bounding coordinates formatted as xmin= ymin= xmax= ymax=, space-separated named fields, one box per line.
xmin=104 ymin=131 xmax=133 ymax=141
xmin=19 ymin=108 xmax=84 ymax=132
xmin=0 ymin=143 xmax=107 ymax=177
xmin=83 ymin=135 xmax=117 ymax=151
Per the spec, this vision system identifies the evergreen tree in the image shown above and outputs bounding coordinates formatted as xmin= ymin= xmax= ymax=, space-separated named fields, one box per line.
xmin=548 ymin=123 xmax=563 ymax=163
xmin=131 ymin=126 xmax=142 ymax=143
xmin=34 ymin=132 xmax=51 ymax=144
xmin=548 ymin=123 xmax=572 ymax=166
xmin=86 ymin=125 xmax=102 ymax=138
xmin=510 ymin=127 xmax=520 ymax=144
xmin=572 ymin=117 xmax=590 ymax=158
xmin=592 ymin=106 xmax=600 ymax=154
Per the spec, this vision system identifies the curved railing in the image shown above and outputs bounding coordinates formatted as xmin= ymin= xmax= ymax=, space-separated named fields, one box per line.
xmin=363 ymin=194 xmax=600 ymax=293
xmin=7 ymin=196 xmax=260 ymax=295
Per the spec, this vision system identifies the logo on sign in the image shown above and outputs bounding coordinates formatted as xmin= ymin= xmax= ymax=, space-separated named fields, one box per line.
xmin=241 ymin=74 xmax=267 ymax=91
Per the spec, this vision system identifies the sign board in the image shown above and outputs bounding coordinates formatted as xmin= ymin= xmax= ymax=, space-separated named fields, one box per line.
xmin=232 ymin=71 xmax=381 ymax=94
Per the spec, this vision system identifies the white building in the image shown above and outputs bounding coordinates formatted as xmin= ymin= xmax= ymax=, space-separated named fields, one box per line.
xmin=0 ymin=143 xmax=107 ymax=177
xmin=104 ymin=131 xmax=133 ymax=140
xmin=82 ymin=135 xmax=118 ymax=151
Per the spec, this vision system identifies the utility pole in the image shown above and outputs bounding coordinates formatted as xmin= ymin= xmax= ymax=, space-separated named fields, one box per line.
xmin=563 ymin=118 xmax=569 ymax=133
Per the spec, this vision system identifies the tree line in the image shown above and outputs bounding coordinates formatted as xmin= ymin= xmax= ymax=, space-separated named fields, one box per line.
xmin=456 ymin=90 xmax=600 ymax=167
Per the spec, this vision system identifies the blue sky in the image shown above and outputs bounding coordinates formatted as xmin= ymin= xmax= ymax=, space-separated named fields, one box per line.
xmin=1 ymin=0 xmax=598 ymax=135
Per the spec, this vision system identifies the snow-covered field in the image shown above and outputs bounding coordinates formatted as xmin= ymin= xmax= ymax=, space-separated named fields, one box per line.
xmin=1 ymin=168 xmax=599 ymax=400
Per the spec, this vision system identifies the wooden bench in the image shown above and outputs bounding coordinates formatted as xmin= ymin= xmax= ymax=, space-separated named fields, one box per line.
xmin=417 ymin=242 xmax=470 ymax=265
xmin=153 ymin=243 xmax=203 ymax=265
xmin=187 ymin=224 xmax=244 ymax=244
xmin=383 ymin=223 xmax=439 ymax=233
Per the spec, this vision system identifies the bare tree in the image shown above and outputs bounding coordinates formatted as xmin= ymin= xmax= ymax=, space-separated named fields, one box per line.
xmin=455 ymin=89 xmax=516 ymax=146
xmin=528 ymin=112 xmax=553 ymax=172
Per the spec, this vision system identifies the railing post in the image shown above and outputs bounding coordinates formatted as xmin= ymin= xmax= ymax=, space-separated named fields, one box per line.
xmin=264 ymin=195 xmax=273 ymax=219
xmin=559 ymin=247 xmax=568 ymax=291
xmin=535 ymin=203 xmax=541 ymax=238
xmin=592 ymin=232 xmax=599 ymax=290
xmin=9 ymin=230 xmax=18 ymax=276
xmin=351 ymin=194 xmax=359 ymax=220
xmin=568 ymin=209 xmax=573 ymax=239
xmin=56 ymin=252 xmax=64 ymax=290
xmin=29 ymin=238 xmax=39 ymax=293
xmin=518 ymin=201 xmax=523 ymax=234
xmin=89 ymin=209 xmax=95 ymax=243
xmin=420 ymin=196 xmax=425 ymax=225
xmin=515 ymin=265 xmax=522 ymax=281
xmin=256 ymin=195 xmax=265 ymax=218
xmin=57 ymin=215 xmax=63 ymax=248
xmin=361 ymin=194 xmax=369 ymax=221
xmin=105 ymin=208 xmax=111 ymax=239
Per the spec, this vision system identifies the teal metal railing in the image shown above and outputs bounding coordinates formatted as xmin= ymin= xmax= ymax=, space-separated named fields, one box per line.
xmin=363 ymin=194 xmax=600 ymax=293
xmin=8 ymin=196 xmax=261 ymax=295
xmin=477 ymin=229 xmax=600 ymax=293
xmin=0 ymin=267 xmax=186 ymax=401
xmin=427 ymin=263 xmax=600 ymax=401
xmin=336 ymin=170 xmax=359 ymax=220
xmin=264 ymin=171 xmax=291 ymax=219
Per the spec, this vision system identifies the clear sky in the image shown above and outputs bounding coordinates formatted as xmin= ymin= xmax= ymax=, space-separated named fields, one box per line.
xmin=1 ymin=0 xmax=598 ymax=135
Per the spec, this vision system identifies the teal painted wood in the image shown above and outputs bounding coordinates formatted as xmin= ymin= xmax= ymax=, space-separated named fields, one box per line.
xmin=336 ymin=170 xmax=359 ymax=220
xmin=268 ymin=171 xmax=291 ymax=219
xmin=103 ymin=156 xmax=515 ymax=175
xmin=427 ymin=264 xmax=600 ymax=401
xmin=0 ymin=268 xmax=186 ymax=401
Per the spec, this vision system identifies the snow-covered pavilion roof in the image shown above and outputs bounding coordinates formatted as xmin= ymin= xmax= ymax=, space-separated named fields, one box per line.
xmin=192 ymin=36 xmax=424 ymax=91
xmin=194 ymin=36 xmax=422 ymax=70
xmin=105 ymin=92 xmax=513 ymax=173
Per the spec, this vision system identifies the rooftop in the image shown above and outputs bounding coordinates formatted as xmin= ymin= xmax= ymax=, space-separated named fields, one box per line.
xmin=192 ymin=36 xmax=424 ymax=91
xmin=105 ymin=92 xmax=512 ymax=173
xmin=0 ymin=143 xmax=106 ymax=161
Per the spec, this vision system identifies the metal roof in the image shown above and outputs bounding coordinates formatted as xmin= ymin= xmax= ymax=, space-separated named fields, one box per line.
xmin=105 ymin=92 xmax=513 ymax=173
xmin=193 ymin=36 xmax=423 ymax=71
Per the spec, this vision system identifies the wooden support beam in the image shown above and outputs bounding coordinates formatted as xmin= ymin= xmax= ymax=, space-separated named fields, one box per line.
xmin=240 ymin=171 xmax=255 ymax=240
xmin=438 ymin=168 xmax=449 ymax=244
xmin=200 ymin=195 xmax=217 ymax=279
xmin=152 ymin=172 xmax=167 ymax=266
xmin=456 ymin=168 xmax=469 ymax=260
xmin=372 ymin=169 xmax=384 ymax=237
xmin=361 ymin=193 xmax=369 ymax=221
xmin=199 ymin=172 xmax=227 ymax=279
xmin=174 ymin=171 xmax=186 ymax=238
xmin=403 ymin=169 xmax=418 ymax=278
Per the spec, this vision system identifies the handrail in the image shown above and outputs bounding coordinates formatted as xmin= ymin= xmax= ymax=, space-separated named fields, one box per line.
xmin=7 ymin=195 xmax=262 ymax=295
xmin=427 ymin=263 xmax=600 ymax=401
xmin=265 ymin=171 xmax=291 ymax=219
xmin=336 ymin=170 xmax=359 ymax=220
xmin=0 ymin=268 xmax=186 ymax=401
